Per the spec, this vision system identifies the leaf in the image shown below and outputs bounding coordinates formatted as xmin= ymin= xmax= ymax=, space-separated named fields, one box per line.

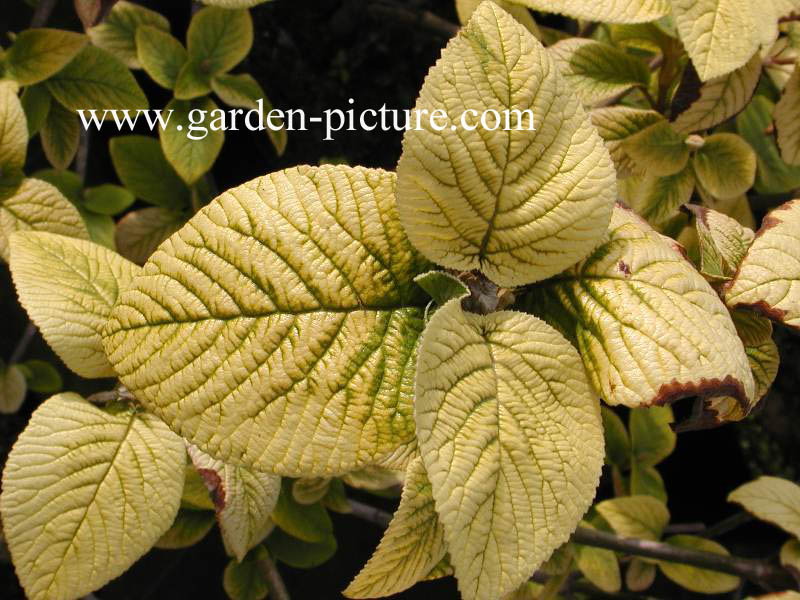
xmin=658 ymin=535 xmax=740 ymax=593
xmin=292 ymin=478 xmax=331 ymax=505
xmin=724 ymin=199 xmax=800 ymax=331
xmin=0 ymin=364 xmax=27 ymax=414
xmin=210 ymin=72 xmax=287 ymax=155
xmin=155 ymin=509 xmax=216 ymax=549
xmin=413 ymin=271 xmax=469 ymax=307
xmin=201 ymin=0 xmax=272 ymax=5
xmin=630 ymin=462 xmax=668 ymax=502
xmin=187 ymin=7 xmax=253 ymax=76
xmin=114 ymin=206 xmax=185 ymax=264
xmin=728 ymin=476 xmax=800 ymax=537
xmin=574 ymin=529 xmax=621 ymax=593
xmin=341 ymin=466 xmax=404 ymax=492
xmin=160 ymin=97 xmax=225 ymax=184
xmin=673 ymin=53 xmax=762 ymax=134
xmin=45 ymin=45 xmax=148 ymax=111
xmin=16 ymin=359 xmax=62 ymax=394
xmin=187 ymin=444 xmax=280 ymax=561
xmin=271 ymin=479 xmax=333 ymax=543
xmin=780 ymin=539 xmax=800 ymax=577
xmin=4 ymin=29 xmax=87 ymax=86
xmin=136 ymin=25 xmax=188 ymax=90
xmin=83 ymin=183 xmax=136 ymax=215
xmin=455 ymin=0 xmax=540 ymax=37
xmin=693 ymin=133 xmax=757 ymax=199
xmin=321 ymin=478 xmax=351 ymax=514
xmin=601 ymin=406 xmax=631 ymax=469
xmin=776 ymin=67 xmax=800 ymax=165
xmin=685 ymin=204 xmax=754 ymax=280
xmin=74 ymin=0 xmax=121 ymax=29
xmin=0 ymin=81 xmax=27 ymax=179
xmin=671 ymin=0 xmax=760 ymax=81
xmin=20 ymin=84 xmax=52 ymax=138
xmin=87 ymin=0 xmax=170 ymax=69
xmin=549 ymin=39 xmax=650 ymax=105
xmin=109 ymin=135 xmax=190 ymax=209
xmin=0 ymin=177 xmax=89 ymax=262
xmin=590 ymin=106 xmax=664 ymax=177
xmin=523 ymin=205 xmax=756 ymax=413
xmin=9 ymin=232 xmax=140 ymax=378
xmin=344 ymin=457 xmax=447 ymax=599
xmin=626 ymin=558 xmax=656 ymax=591
xmin=415 ymin=299 xmax=604 ymax=600
xmin=595 ymin=495 xmax=670 ymax=540
xmin=40 ymin=100 xmax=79 ymax=170
xmin=630 ymin=406 xmax=675 ymax=467
xmin=223 ymin=546 xmax=269 ymax=600
xmin=0 ymin=393 xmax=185 ymax=600
xmin=31 ymin=168 xmax=82 ymax=203
xmin=395 ymin=2 xmax=616 ymax=288
xmin=79 ymin=208 xmax=116 ymax=250
xmin=506 ymin=0 xmax=670 ymax=23
xmin=103 ymin=165 xmax=429 ymax=476
xmin=173 ymin=58 xmax=213 ymax=100
xmin=628 ymin=165 xmax=696 ymax=227
xmin=623 ymin=120 xmax=689 ymax=176
xmin=265 ymin=527 xmax=337 ymax=569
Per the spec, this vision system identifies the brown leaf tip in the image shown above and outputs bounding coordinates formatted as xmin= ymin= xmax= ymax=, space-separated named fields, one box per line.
xmin=197 ymin=468 xmax=226 ymax=512
xmin=651 ymin=375 xmax=750 ymax=428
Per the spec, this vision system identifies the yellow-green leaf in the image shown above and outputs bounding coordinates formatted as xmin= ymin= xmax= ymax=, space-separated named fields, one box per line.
xmin=0 ymin=177 xmax=89 ymax=262
xmin=181 ymin=464 xmax=217 ymax=511
xmin=628 ymin=165 xmax=696 ymax=227
xmin=187 ymin=7 xmax=253 ymax=76
xmin=415 ymin=299 xmax=604 ymax=600
xmin=291 ymin=478 xmax=331 ymax=505
xmin=223 ymin=546 xmax=269 ymax=600
xmin=396 ymin=2 xmax=616 ymax=287
xmin=265 ymin=527 xmax=337 ymax=569
xmin=413 ymin=271 xmax=469 ymax=307
xmin=658 ymin=535 xmax=740 ymax=593
xmin=173 ymin=57 xmax=213 ymax=100
xmin=549 ymin=39 xmax=650 ymax=105
xmin=0 ymin=393 xmax=185 ymax=600
xmin=595 ymin=495 xmax=670 ymax=540
xmin=187 ymin=444 xmax=280 ymax=561
xmin=693 ymin=133 xmax=756 ymax=199
xmin=780 ymin=539 xmax=800 ymax=577
xmin=623 ymin=120 xmax=689 ymax=176
xmin=9 ymin=232 xmax=140 ymax=378
xmin=776 ymin=67 xmax=800 ymax=165
xmin=45 ymin=45 xmax=148 ymax=111
xmin=455 ymin=0 xmax=540 ymax=36
xmin=4 ymin=29 xmax=87 ymax=86
xmin=630 ymin=462 xmax=668 ymax=502
xmin=114 ymin=206 xmax=185 ymax=265
xmin=83 ymin=184 xmax=136 ymax=216
xmin=155 ymin=509 xmax=216 ymax=549
xmin=671 ymin=0 xmax=760 ymax=81
xmin=271 ymin=479 xmax=333 ymax=543
xmin=40 ymin=101 xmax=79 ymax=171
xmin=87 ymin=0 xmax=170 ymax=69
xmin=728 ymin=476 xmax=800 ymax=537
xmin=0 ymin=364 xmax=27 ymax=414
xmin=725 ymin=199 xmax=800 ymax=331
xmin=160 ymin=97 xmax=224 ymax=184
xmin=102 ymin=165 xmax=428 ymax=476
xmin=344 ymin=457 xmax=447 ymax=599
xmin=686 ymin=204 xmax=754 ymax=280
xmin=20 ymin=84 xmax=52 ymax=138
xmin=673 ymin=53 xmax=762 ymax=134
xmin=626 ymin=558 xmax=656 ymax=591
xmin=0 ymin=81 xmax=28 ymax=174
xmin=590 ymin=106 xmax=664 ymax=177
xmin=602 ymin=406 xmax=631 ymax=469
xmin=136 ymin=25 xmax=188 ymax=90
xmin=574 ymin=523 xmax=621 ymax=593
xmin=507 ymin=0 xmax=670 ymax=23
xmin=523 ymin=205 xmax=756 ymax=412
xmin=631 ymin=406 xmax=675 ymax=467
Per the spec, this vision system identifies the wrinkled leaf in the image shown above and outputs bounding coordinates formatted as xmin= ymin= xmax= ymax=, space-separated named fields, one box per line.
xmin=686 ymin=204 xmax=754 ymax=280
xmin=590 ymin=106 xmax=664 ymax=177
xmin=507 ymin=0 xmax=670 ymax=23
xmin=776 ymin=67 xmax=800 ymax=165
xmin=0 ymin=81 xmax=28 ymax=173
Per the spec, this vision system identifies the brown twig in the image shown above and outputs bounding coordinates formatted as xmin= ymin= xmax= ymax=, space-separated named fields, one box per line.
xmin=30 ymin=0 xmax=58 ymax=27
xmin=9 ymin=322 xmax=37 ymax=364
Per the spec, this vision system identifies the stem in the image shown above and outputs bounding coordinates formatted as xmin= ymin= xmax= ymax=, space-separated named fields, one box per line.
xmin=9 ymin=322 xmax=37 ymax=364
xmin=257 ymin=554 xmax=291 ymax=600
xmin=30 ymin=0 xmax=57 ymax=27
xmin=664 ymin=522 xmax=707 ymax=535
xmin=349 ymin=500 xmax=392 ymax=528
xmin=75 ymin=128 xmax=90 ymax=182
xmin=702 ymin=512 xmax=754 ymax=539
xmin=367 ymin=0 xmax=459 ymax=39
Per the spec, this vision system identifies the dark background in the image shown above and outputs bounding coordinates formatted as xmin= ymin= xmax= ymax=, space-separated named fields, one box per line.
xmin=1 ymin=1 xmax=799 ymax=598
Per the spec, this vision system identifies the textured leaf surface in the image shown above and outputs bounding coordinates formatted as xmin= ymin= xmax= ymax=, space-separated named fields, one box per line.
xmin=455 ymin=0 xmax=540 ymax=36
xmin=776 ymin=67 xmax=800 ymax=165
xmin=693 ymin=133 xmax=756 ymax=199
xmin=725 ymin=200 xmax=800 ymax=331
xmin=415 ymin=299 xmax=604 ymax=600
xmin=160 ymin=97 xmax=224 ymax=185
xmin=103 ymin=165 xmax=428 ymax=476
xmin=87 ymin=1 xmax=169 ymax=69
xmin=292 ymin=478 xmax=331 ymax=505
xmin=672 ymin=53 xmax=762 ymax=134
xmin=728 ymin=476 xmax=800 ymax=537
xmin=396 ymin=2 xmax=615 ymax=287
xmin=0 ymin=81 xmax=28 ymax=173
xmin=595 ymin=496 xmax=670 ymax=540
xmin=628 ymin=166 xmax=695 ymax=227
xmin=523 ymin=205 xmax=755 ymax=411
xmin=413 ymin=271 xmax=469 ymax=307
xmin=10 ymin=232 xmax=140 ymax=378
xmin=671 ymin=0 xmax=760 ymax=81
xmin=0 ymin=178 xmax=89 ymax=262
xmin=136 ymin=26 xmax=188 ymax=90
xmin=0 ymin=393 xmax=185 ymax=600
xmin=549 ymin=39 xmax=650 ymax=105
xmin=345 ymin=457 xmax=446 ymax=599
xmin=4 ymin=29 xmax=87 ymax=86
xmin=686 ymin=205 xmax=754 ymax=280
xmin=590 ymin=106 xmax=663 ymax=177
xmin=658 ymin=535 xmax=740 ymax=593
xmin=187 ymin=444 xmax=280 ymax=561
xmin=508 ymin=0 xmax=670 ymax=23
xmin=187 ymin=7 xmax=252 ymax=76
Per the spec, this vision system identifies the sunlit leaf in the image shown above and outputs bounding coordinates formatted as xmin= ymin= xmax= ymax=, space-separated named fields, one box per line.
xmin=595 ymin=495 xmax=670 ymax=541
xmin=87 ymin=0 xmax=170 ymax=69
xmin=658 ymin=535 xmax=740 ymax=593
xmin=4 ymin=29 xmax=87 ymax=86
xmin=187 ymin=7 xmax=253 ymax=77
xmin=728 ymin=476 xmax=800 ymax=537
xmin=685 ymin=204 xmax=754 ymax=280
xmin=506 ymin=0 xmax=670 ymax=23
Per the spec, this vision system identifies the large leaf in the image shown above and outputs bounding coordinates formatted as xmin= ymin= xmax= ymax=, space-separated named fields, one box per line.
xmin=187 ymin=444 xmax=280 ymax=561
xmin=455 ymin=0 xmax=540 ymax=36
xmin=103 ymin=165 xmax=429 ymax=476
xmin=160 ymin=97 xmax=225 ymax=185
xmin=728 ymin=476 xmax=800 ymax=537
xmin=658 ymin=535 xmax=741 ymax=593
xmin=685 ymin=204 xmax=754 ymax=280
xmin=549 ymin=39 xmax=650 ymax=105
xmin=4 ymin=29 xmax=87 ymax=86
xmin=114 ymin=206 xmax=185 ymax=265
xmin=692 ymin=133 xmax=756 ymax=199
xmin=45 ymin=45 xmax=148 ymax=111
xmin=0 ymin=81 xmax=28 ymax=173
xmin=724 ymin=199 xmax=800 ymax=331
xmin=0 ymin=178 xmax=89 ymax=262
xmin=671 ymin=0 xmax=760 ymax=81
xmin=672 ymin=53 xmax=762 ymax=134
xmin=415 ymin=299 xmax=604 ymax=600
xmin=136 ymin=26 xmax=188 ymax=90
xmin=590 ymin=106 xmax=664 ymax=177
xmin=507 ymin=0 xmax=670 ymax=23
xmin=595 ymin=495 xmax=670 ymax=540
xmin=0 ymin=393 xmax=185 ymax=600
xmin=187 ymin=7 xmax=253 ymax=77
xmin=775 ymin=67 xmax=800 ymax=165
xmin=523 ymin=205 xmax=755 ymax=412
xmin=9 ymin=232 xmax=140 ymax=378
xmin=87 ymin=0 xmax=170 ymax=69
xmin=344 ymin=457 xmax=447 ymax=599
xmin=395 ymin=2 xmax=616 ymax=288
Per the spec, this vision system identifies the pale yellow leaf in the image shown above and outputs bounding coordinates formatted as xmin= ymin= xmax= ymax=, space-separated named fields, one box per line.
xmin=728 ymin=476 xmax=800 ymax=537
xmin=595 ymin=495 xmax=670 ymax=540
xmin=658 ymin=535 xmax=740 ymax=593
xmin=507 ymin=0 xmax=670 ymax=23
xmin=776 ymin=66 xmax=800 ymax=165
